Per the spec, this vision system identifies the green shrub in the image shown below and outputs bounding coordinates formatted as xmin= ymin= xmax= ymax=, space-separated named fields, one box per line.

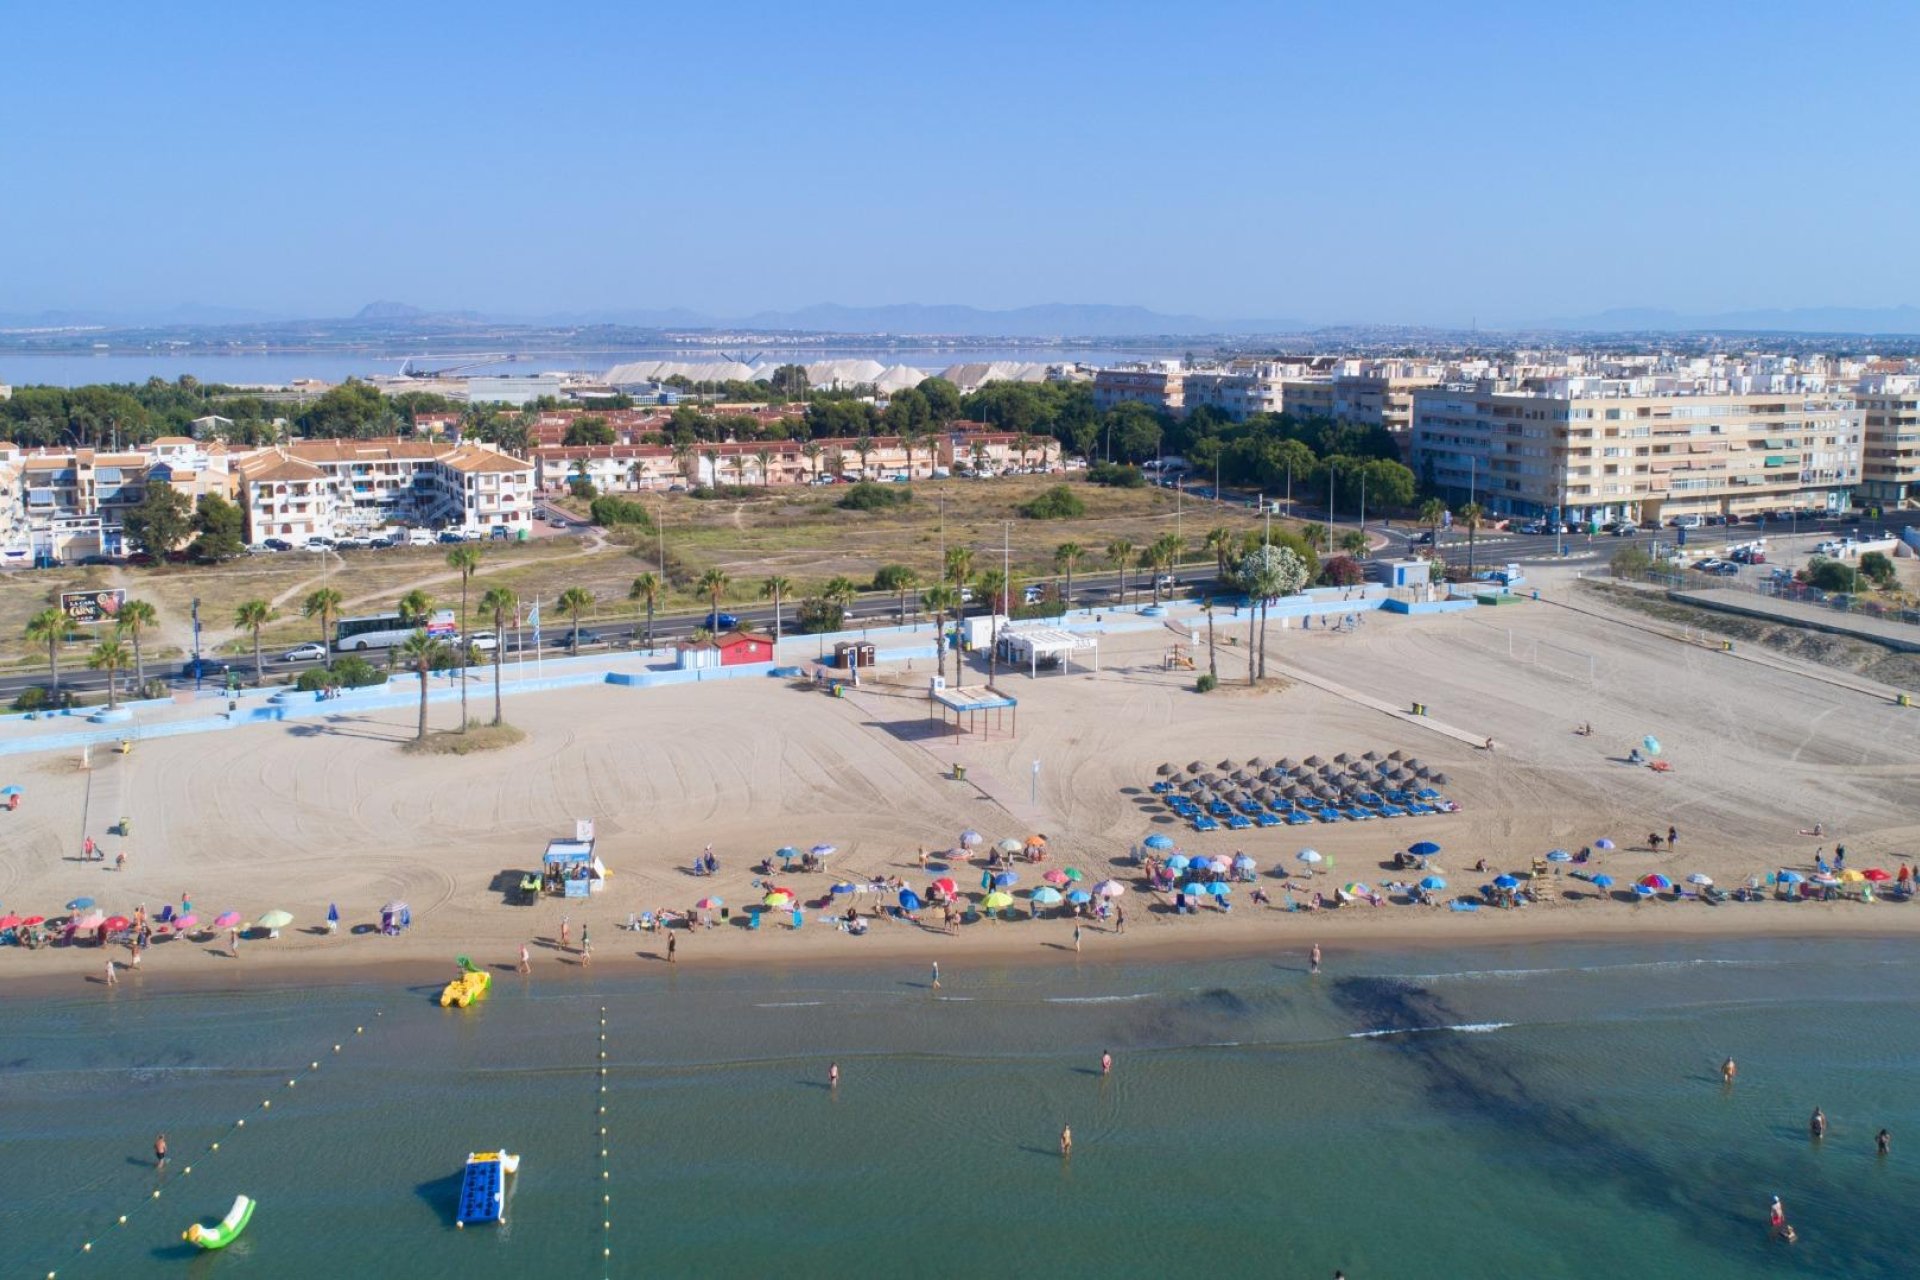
xmin=588 ymin=496 xmax=655 ymax=529
xmin=690 ymin=484 xmax=762 ymax=501
xmin=837 ymin=482 xmax=912 ymax=512
xmin=1805 ymin=557 xmax=1859 ymax=593
xmin=1087 ymin=463 xmax=1146 ymax=488
xmin=10 ymin=685 xmax=48 ymax=712
xmin=296 ymin=657 xmax=387 ymax=691
xmin=1018 ymin=485 xmax=1086 ymax=519
xmin=797 ymin=597 xmax=846 ymax=633
xmin=567 ymin=479 xmax=597 ymax=500
xmin=1859 ymin=550 xmax=1897 ymax=588
xmin=1195 ymin=672 xmax=1218 ymax=693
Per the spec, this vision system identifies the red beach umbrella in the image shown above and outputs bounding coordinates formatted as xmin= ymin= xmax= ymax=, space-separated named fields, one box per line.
xmin=1861 ymin=868 xmax=1892 ymax=882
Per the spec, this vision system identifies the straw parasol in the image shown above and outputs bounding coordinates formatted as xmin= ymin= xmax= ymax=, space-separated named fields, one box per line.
xmin=1188 ymin=760 xmax=1206 ymax=773
xmin=1216 ymin=758 xmax=1233 ymax=770
xmin=1433 ymin=773 xmax=1451 ymax=786
xmin=1156 ymin=762 xmax=1175 ymax=776
xmin=1248 ymin=756 xmax=1267 ymax=768
xmin=1361 ymin=750 xmax=1380 ymax=762
xmin=1304 ymin=755 xmax=1323 ymax=767
xmin=1333 ymin=752 xmax=1351 ymax=764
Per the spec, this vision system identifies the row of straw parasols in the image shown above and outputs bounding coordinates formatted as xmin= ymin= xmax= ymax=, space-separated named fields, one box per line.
xmin=1156 ymin=753 xmax=1450 ymax=795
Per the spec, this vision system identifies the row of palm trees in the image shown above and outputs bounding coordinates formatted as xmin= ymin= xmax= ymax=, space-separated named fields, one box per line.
xmin=23 ymin=599 xmax=161 ymax=712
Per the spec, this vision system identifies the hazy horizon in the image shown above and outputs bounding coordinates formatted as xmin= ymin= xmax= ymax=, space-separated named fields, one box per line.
xmin=5 ymin=0 xmax=1917 ymax=327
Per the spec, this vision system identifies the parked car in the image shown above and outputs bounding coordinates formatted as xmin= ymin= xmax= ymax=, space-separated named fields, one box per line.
xmin=548 ymin=516 xmax=571 ymax=528
xmin=565 ymin=629 xmax=603 ymax=649
xmin=263 ymin=537 xmax=294 ymax=552
xmin=179 ymin=657 xmax=223 ymax=679
xmin=334 ymin=535 xmax=370 ymax=550
xmin=703 ymin=612 xmax=739 ymax=631
xmin=489 ymin=526 xmax=511 ymax=540
xmin=281 ymin=643 xmax=327 ymax=663
xmin=437 ymin=530 xmax=466 ymax=545
xmin=467 ymin=631 xmax=499 ymax=653
xmin=124 ymin=551 xmax=157 ymax=567
xmin=1610 ymin=522 xmax=1639 ymax=536
xmin=303 ymin=537 xmax=334 ymax=552
xmin=1023 ymin=584 xmax=1046 ymax=605
xmin=406 ymin=529 xmax=436 ymax=547
xmin=1669 ymin=515 xmax=1704 ymax=529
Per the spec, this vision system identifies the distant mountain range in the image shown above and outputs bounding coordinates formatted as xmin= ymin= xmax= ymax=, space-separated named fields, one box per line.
xmin=1536 ymin=305 xmax=1920 ymax=336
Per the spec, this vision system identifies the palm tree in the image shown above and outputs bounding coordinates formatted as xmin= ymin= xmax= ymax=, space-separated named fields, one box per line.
xmin=233 ymin=599 xmax=273 ymax=686
xmin=1202 ymin=595 xmax=1219 ymax=681
xmin=397 ymin=629 xmax=447 ymax=742
xmin=755 ymin=447 xmax=774 ymax=488
xmin=696 ymin=568 xmax=731 ymax=627
xmin=970 ymin=441 xmax=990 ymax=474
xmin=629 ymin=573 xmax=662 ymax=648
xmin=922 ymin=584 xmax=960 ymax=685
xmin=118 ymin=598 xmax=157 ymax=692
xmin=853 ymin=434 xmax=874 ymax=480
xmin=1300 ymin=522 xmax=1327 ymax=553
xmin=1338 ymin=529 xmax=1370 ymax=559
xmin=446 ymin=545 xmax=483 ymax=730
xmin=760 ymin=575 xmax=793 ymax=642
xmin=672 ymin=444 xmax=697 ymax=486
xmin=1204 ymin=526 xmax=1236 ymax=582
xmin=802 ymin=441 xmax=824 ymax=484
xmin=1417 ymin=497 xmax=1448 ymax=550
xmin=398 ymin=589 xmax=433 ymax=627
xmin=943 ymin=546 xmax=974 ymax=591
xmin=25 ymin=608 xmax=66 ymax=693
xmin=874 ymin=565 xmax=918 ymax=625
xmin=557 ymin=586 xmax=595 ymax=650
xmin=1053 ymin=541 xmax=1084 ymax=611
xmin=1105 ymin=538 xmax=1136 ymax=605
xmin=302 ymin=586 xmax=343 ymax=654
xmin=1145 ymin=533 xmax=1183 ymax=604
xmin=479 ymin=585 xmax=516 ymax=726
xmin=900 ymin=430 xmax=919 ymax=480
xmin=978 ymin=568 xmax=1008 ymax=686
xmin=88 ymin=635 xmax=132 ymax=710
xmin=1459 ymin=502 xmax=1486 ymax=578
xmin=628 ymin=460 xmax=645 ymax=492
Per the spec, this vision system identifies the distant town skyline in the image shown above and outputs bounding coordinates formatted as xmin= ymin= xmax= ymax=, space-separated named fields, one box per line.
xmin=6 ymin=0 xmax=1918 ymax=326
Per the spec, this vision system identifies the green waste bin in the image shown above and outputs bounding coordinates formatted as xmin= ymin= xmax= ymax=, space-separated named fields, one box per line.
xmin=953 ymin=764 xmax=968 ymax=782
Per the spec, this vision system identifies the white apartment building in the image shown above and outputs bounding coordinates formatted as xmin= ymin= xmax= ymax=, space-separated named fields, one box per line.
xmin=1855 ymin=373 xmax=1920 ymax=505
xmin=1411 ymin=382 xmax=1862 ymax=525
xmin=1182 ymin=366 xmax=1286 ymax=421
xmin=232 ymin=439 xmax=533 ymax=542
xmin=1091 ymin=363 xmax=1185 ymax=414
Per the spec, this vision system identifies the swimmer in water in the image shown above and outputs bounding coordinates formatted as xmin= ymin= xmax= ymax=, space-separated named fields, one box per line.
xmin=828 ymin=1062 xmax=839 ymax=1089
xmin=1878 ymin=1128 xmax=1891 ymax=1156
xmin=1721 ymin=1057 xmax=1737 ymax=1085
xmin=154 ymin=1133 xmax=168 ymax=1168
xmin=1100 ymin=1050 xmax=1112 ymax=1076
xmin=1310 ymin=943 xmax=1322 ymax=974
xmin=1810 ymin=1108 xmax=1827 ymax=1139
xmin=1060 ymin=1125 xmax=1072 ymax=1157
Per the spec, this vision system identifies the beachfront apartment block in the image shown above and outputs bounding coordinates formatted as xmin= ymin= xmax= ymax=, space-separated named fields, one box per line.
xmin=531 ymin=431 xmax=1061 ymax=493
xmin=1409 ymin=383 xmax=1863 ymax=525
xmin=232 ymin=439 xmax=533 ymax=542
xmin=1182 ymin=368 xmax=1287 ymax=422
xmin=1855 ymin=374 xmax=1920 ymax=505
xmin=1092 ymin=364 xmax=1185 ymax=414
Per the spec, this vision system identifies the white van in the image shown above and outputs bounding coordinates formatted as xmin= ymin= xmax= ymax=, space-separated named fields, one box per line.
xmin=406 ymin=529 xmax=436 ymax=547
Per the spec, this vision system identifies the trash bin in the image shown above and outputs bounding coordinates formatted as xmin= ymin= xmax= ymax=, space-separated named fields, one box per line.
xmin=953 ymin=763 xmax=968 ymax=782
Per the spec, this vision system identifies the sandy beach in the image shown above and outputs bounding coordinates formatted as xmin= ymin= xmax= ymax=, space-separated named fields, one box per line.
xmin=6 ymin=585 xmax=1919 ymax=992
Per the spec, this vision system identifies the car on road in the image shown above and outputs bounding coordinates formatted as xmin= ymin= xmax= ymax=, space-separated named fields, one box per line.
xmin=1516 ymin=522 xmax=1548 ymax=536
xmin=548 ymin=516 xmax=571 ymax=528
xmin=1610 ymin=522 xmax=1639 ymax=536
xmin=703 ymin=611 xmax=739 ymax=631
xmin=281 ymin=643 xmax=328 ymax=663
xmin=1413 ymin=530 xmax=1436 ymax=545
xmin=1023 ymin=584 xmax=1046 ymax=605
xmin=564 ymin=629 xmax=603 ymax=649
xmin=179 ymin=657 xmax=224 ymax=679
xmin=467 ymin=631 xmax=499 ymax=653
xmin=1693 ymin=559 xmax=1739 ymax=576
xmin=437 ymin=530 xmax=466 ymax=545
xmin=262 ymin=537 xmax=293 ymax=552
xmin=1668 ymin=515 xmax=1705 ymax=529
xmin=303 ymin=537 xmax=335 ymax=552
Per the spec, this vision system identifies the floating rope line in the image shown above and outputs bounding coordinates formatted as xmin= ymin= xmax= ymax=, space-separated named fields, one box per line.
xmin=599 ymin=1004 xmax=612 ymax=1279
xmin=46 ymin=1008 xmax=387 ymax=1278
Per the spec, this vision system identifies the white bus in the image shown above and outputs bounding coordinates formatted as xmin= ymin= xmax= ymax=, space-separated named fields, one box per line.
xmin=334 ymin=609 xmax=458 ymax=652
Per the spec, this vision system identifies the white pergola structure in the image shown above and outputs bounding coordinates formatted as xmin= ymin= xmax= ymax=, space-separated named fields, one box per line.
xmin=999 ymin=626 xmax=1099 ymax=677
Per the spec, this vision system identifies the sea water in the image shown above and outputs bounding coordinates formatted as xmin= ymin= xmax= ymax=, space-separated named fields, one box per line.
xmin=3 ymin=937 xmax=1915 ymax=1278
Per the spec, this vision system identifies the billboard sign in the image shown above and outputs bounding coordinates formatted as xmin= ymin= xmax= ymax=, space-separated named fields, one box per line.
xmin=60 ymin=589 xmax=126 ymax=625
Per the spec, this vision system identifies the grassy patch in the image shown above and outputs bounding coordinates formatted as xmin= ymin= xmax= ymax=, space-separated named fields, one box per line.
xmin=400 ymin=720 xmax=527 ymax=756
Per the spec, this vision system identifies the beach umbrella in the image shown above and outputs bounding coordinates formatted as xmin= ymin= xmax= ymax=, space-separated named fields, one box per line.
xmin=71 ymin=912 xmax=106 ymax=931
xmin=982 ymin=891 xmax=1014 ymax=911
xmin=1638 ymin=874 xmax=1673 ymax=890
xmin=1589 ymin=876 xmax=1614 ymax=889
xmin=1409 ymin=841 xmax=1441 ymax=857
xmin=1341 ymin=882 xmax=1372 ymax=897
xmin=1233 ymin=853 xmax=1256 ymax=870
xmin=0 ymin=785 xmax=19 ymax=796
xmin=102 ymin=915 xmax=132 ymax=932
xmin=992 ymin=871 xmax=1019 ymax=888
xmin=0 ymin=914 xmax=19 ymax=929
xmin=1862 ymin=868 xmax=1892 ymax=882
xmin=1546 ymin=850 xmax=1572 ymax=863
xmin=931 ymin=877 xmax=957 ymax=895
xmin=831 ymin=882 xmax=858 ymax=895
xmin=898 ymin=890 xmax=924 ymax=911
xmin=174 ymin=913 xmax=197 ymax=930
xmin=1229 ymin=769 xmax=1249 ymax=783
xmin=327 ymin=903 xmax=339 ymax=928
xmin=1632 ymin=883 xmax=1656 ymax=898
xmin=66 ymin=897 xmax=95 ymax=911
xmin=959 ymin=829 xmax=983 ymax=848
xmin=1156 ymin=763 xmax=1175 ymax=777
xmin=1187 ymin=760 xmax=1206 ymax=773
xmin=1206 ymin=856 xmax=1231 ymax=873
xmin=1304 ymin=755 xmax=1323 ymax=767
xmin=1333 ymin=752 xmax=1351 ymax=764
xmin=1492 ymin=875 xmax=1519 ymax=890
xmin=1248 ymin=756 xmax=1268 ymax=768
xmin=1297 ymin=850 xmax=1323 ymax=865
xmin=1685 ymin=874 xmax=1713 ymax=887
xmin=1204 ymin=882 xmax=1231 ymax=897
xmin=1067 ymin=889 xmax=1093 ymax=905
xmin=696 ymin=897 xmax=725 ymax=910
xmin=1594 ymin=838 xmax=1616 ymax=851
xmin=1278 ymin=756 xmax=1297 ymax=769
xmin=1642 ymin=736 xmax=1662 ymax=756
xmin=1093 ymin=880 xmax=1126 ymax=898
xmin=1044 ymin=868 xmax=1071 ymax=884
xmin=996 ymin=838 xmax=1023 ymax=855
xmin=763 ymin=889 xmax=794 ymax=907
xmin=1776 ymin=870 xmax=1805 ymax=884
xmin=1216 ymin=758 xmax=1234 ymax=770
xmin=1419 ymin=876 xmax=1447 ymax=892
xmin=1163 ymin=855 xmax=1190 ymax=873
xmin=1030 ymin=886 xmax=1063 ymax=905
xmin=1143 ymin=833 xmax=1175 ymax=850
xmin=1838 ymin=869 xmax=1865 ymax=883
xmin=21 ymin=915 xmax=46 ymax=927
xmin=1025 ymin=834 xmax=1048 ymax=847
xmin=810 ymin=844 xmax=837 ymax=858
xmin=214 ymin=911 xmax=241 ymax=928
xmin=1432 ymin=773 xmax=1451 ymax=786
xmin=775 ymin=846 xmax=800 ymax=861
xmin=1810 ymin=873 xmax=1839 ymax=886
xmin=1062 ymin=868 xmax=1085 ymax=882
xmin=257 ymin=910 xmax=293 ymax=930
xmin=1361 ymin=750 xmax=1379 ymax=762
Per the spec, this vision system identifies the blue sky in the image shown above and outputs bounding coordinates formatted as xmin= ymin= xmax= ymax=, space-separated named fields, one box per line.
xmin=3 ymin=0 xmax=1914 ymax=326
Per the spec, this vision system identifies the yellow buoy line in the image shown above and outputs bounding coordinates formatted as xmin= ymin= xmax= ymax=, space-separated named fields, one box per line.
xmin=45 ymin=1008 xmax=387 ymax=1279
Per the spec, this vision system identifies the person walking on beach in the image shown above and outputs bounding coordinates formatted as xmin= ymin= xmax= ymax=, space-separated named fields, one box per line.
xmin=1834 ymin=844 xmax=1846 ymax=871
xmin=1667 ymin=825 xmax=1678 ymax=850
xmin=518 ymin=943 xmax=530 ymax=974
xmin=930 ymin=961 xmax=941 ymax=989
xmin=228 ymin=926 xmax=240 ymax=958
xmin=154 ymin=1134 xmax=168 ymax=1169
xmin=104 ymin=957 xmax=117 ymax=987
xmin=83 ymin=835 xmax=95 ymax=861
xmin=129 ymin=941 xmax=140 ymax=970
xmin=1101 ymin=1050 xmax=1112 ymax=1076
xmin=1877 ymin=1128 xmax=1891 ymax=1156
xmin=560 ymin=915 xmax=571 ymax=950
xmin=579 ymin=924 xmax=591 ymax=966
xmin=1310 ymin=943 xmax=1322 ymax=975
xmin=1810 ymin=1108 xmax=1827 ymax=1139
xmin=666 ymin=931 xmax=677 ymax=964
xmin=1073 ymin=924 xmax=1082 ymax=953
xmin=1115 ymin=904 xmax=1126 ymax=935
xmin=1060 ymin=1124 xmax=1072 ymax=1157
xmin=829 ymin=1062 xmax=839 ymax=1090
xmin=1721 ymin=1057 xmax=1737 ymax=1086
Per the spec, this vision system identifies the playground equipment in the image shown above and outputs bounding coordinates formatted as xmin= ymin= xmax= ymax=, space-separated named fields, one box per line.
xmin=456 ymin=1151 xmax=521 ymax=1226
xmin=184 ymin=1195 xmax=256 ymax=1249
xmin=440 ymin=956 xmax=492 ymax=1008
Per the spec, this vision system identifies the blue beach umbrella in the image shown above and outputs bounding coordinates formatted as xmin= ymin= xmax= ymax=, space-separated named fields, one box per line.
xmin=811 ymin=844 xmax=837 ymax=857
xmin=1492 ymin=875 xmax=1519 ymax=890
xmin=831 ymin=882 xmax=858 ymax=895
xmin=1633 ymin=883 xmax=1656 ymax=898
xmin=1067 ymin=889 xmax=1093 ymax=904
xmin=1776 ymin=871 xmax=1805 ymax=884
xmin=1143 ymin=834 xmax=1175 ymax=850
xmin=898 ymin=890 xmax=923 ymax=912
xmin=66 ymin=897 xmax=94 ymax=911
xmin=1591 ymin=874 xmax=1615 ymax=888
xmin=1546 ymin=850 xmax=1572 ymax=863
xmin=993 ymin=871 xmax=1019 ymax=888
xmin=1408 ymin=841 xmax=1441 ymax=857
xmin=776 ymin=846 xmax=800 ymax=861
xmin=1030 ymin=886 xmax=1063 ymax=905
xmin=1166 ymin=855 xmax=1191 ymax=871
xmin=1594 ymin=838 xmax=1616 ymax=850
xmin=1419 ymin=876 xmax=1447 ymax=892
xmin=1204 ymin=882 xmax=1230 ymax=897
xmin=1179 ymin=882 xmax=1205 ymax=897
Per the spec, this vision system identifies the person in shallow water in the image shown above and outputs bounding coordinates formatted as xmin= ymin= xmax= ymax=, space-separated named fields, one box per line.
xmin=1810 ymin=1108 xmax=1827 ymax=1139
